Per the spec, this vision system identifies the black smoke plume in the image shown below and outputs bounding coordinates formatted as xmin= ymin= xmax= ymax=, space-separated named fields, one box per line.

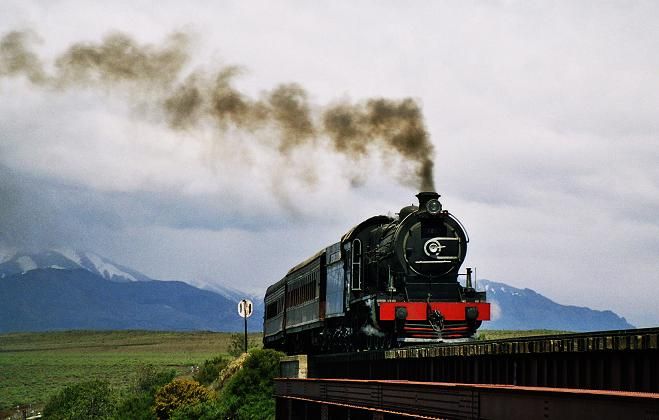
xmin=0 ymin=30 xmax=436 ymax=191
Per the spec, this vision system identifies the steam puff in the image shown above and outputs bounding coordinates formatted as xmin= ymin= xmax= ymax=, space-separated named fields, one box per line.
xmin=54 ymin=32 xmax=189 ymax=88
xmin=324 ymin=99 xmax=435 ymax=191
xmin=0 ymin=30 xmax=46 ymax=84
xmin=0 ymin=30 xmax=436 ymax=192
xmin=489 ymin=301 xmax=502 ymax=322
xmin=267 ymin=84 xmax=315 ymax=152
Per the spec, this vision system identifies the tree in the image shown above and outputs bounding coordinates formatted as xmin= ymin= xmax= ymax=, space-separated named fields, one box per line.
xmin=44 ymin=380 xmax=118 ymax=419
xmin=154 ymin=378 xmax=213 ymax=420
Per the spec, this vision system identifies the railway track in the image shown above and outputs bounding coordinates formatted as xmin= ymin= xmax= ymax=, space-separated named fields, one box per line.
xmin=393 ymin=326 xmax=659 ymax=354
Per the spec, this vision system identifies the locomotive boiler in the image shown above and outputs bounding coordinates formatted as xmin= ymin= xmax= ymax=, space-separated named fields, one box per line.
xmin=263 ymin=192 xmax=490 ymax=353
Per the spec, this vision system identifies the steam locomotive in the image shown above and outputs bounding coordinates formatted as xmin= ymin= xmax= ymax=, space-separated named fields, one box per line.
xmin=263 ymin=192 xmax=490 ymax=354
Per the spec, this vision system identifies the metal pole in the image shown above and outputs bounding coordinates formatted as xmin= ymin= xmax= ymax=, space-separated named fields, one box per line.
xmin=243 ymin=300 xmax=248 ymax=353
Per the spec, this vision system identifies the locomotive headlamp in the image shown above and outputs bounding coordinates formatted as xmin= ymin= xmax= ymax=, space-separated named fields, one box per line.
xmin=395 ymin=306 xmax=408 ymax=320
xmin=466 ymin=306 xmax=479 ymax=321
xmin=426 ymin=199 xmax=442 ymax=214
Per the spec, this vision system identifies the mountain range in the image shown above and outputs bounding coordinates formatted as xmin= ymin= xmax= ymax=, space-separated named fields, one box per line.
xmin=0 ymin=249 xmax=634 ymax=333
xmin=478 ymin=279 xmax=633 ymax=331
xmin=0 ymin=249 xmax=151 ymax=282
xmin=0 ymin=249 xmax=262 ymax=333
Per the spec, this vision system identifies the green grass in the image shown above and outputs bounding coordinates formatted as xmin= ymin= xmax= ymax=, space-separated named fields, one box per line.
xmin=0 ymin=330 xmax=262 ymax=411
xmin=476 ymin=329 xmax=572 ymax=340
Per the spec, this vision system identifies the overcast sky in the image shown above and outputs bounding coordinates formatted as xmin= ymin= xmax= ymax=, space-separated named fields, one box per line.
xmin=1 ymin=1 xmax=657 ymax=327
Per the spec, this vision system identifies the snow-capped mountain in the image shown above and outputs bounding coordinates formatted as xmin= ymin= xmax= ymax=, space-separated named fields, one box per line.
xmin=0 ymin=268 xmax=262 ymax=333
xmin=200 ymin=282 xmax=262 ymax=304
xmin=0 ymin=248 xmax=262 ymax=305
xmin=477 ymin=279 xmax=634 ymax=331
xmin=0 ymin=248 xmax=264 ymax=333
xmin=0 ymin=249 xmax=152 ymax=282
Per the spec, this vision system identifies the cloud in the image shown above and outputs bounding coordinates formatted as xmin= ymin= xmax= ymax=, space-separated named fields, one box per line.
xmin=0 ymin=1 xmax=657 ymax=327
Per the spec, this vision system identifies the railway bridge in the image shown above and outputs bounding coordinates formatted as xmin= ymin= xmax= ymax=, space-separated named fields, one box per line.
xmin=275 ymin=328 xmax=659 ymax=419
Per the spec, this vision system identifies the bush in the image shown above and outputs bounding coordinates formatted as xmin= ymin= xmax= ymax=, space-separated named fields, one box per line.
xmin=154 ymin=379 xmax=213 ymax=420
xmin=134 ymin=364 xmax=177 ymax=395
xmin=194 ymin=355 xmax=230 ymax=386
xmin=211 ymin=352 xmax=249 ymax=391
xmin=170 ymin=399 xmax=225 ymax=420
xmin=228 ymin=333 xmax=246 ymax=357
xmin=115 ymin=365 xmax=176 ymax=420
xmin=114 ymin=394 xmax=155 ymax=420
xmin=228 ymin=333 xmax=260 ymax=357
xmin=219 ymin=348 xmax=283 ymax=420
xmin=44 ymin=380 xmax=118 ymax=419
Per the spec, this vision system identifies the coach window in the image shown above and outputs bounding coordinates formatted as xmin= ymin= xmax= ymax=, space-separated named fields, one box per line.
xmin=266 ymin=301 xmax=277 ymax=319
xmin=351 ymin=239 xmax=362 ymax=290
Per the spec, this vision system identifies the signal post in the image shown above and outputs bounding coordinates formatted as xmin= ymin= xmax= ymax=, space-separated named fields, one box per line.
xmin=238 ymin=299 xmax=253 ymax=353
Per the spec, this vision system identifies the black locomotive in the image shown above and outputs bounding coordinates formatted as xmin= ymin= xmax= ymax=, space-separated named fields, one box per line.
xmin=263 ymin=192 xmax=490 ymax=353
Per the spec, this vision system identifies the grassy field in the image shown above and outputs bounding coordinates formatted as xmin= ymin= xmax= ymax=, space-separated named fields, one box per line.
xmin=0 ymin=330 xmax=262 ymax=411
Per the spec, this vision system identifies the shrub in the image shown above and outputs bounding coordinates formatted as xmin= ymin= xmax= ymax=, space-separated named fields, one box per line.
xmin=228 ymin=333 xmax=246 ymax=357
xmin=44 ymin=380 xmax=118 ymax=419
xmin=194 ymin=355 xmax=230 ymax=386
xmin=154 ymin=379 xmax=213 ymax=420
xmin=169 ymin=399 xmax=225 ymax=420
xmin=114 ymin=364 xmax=177 ymax=420
xmin=228 ymin=333 xmax=260 ymax=357
xmin=134 ymin=364 xmax=177 ymax=395
xmin=114 ymin=394 xmax=155 ymax=420
xmin=211 ymin=352 xmax=249 ymax=391
xmin=219 ymin=348 xmax=283 ymax=420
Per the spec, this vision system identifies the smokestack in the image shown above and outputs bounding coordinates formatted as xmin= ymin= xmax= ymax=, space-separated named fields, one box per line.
xmin=416 ymin=191 xmax=439 ymax=209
